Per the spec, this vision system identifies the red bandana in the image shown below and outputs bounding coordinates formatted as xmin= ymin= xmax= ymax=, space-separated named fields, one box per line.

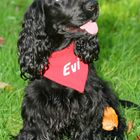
xmin=43 ymin=42 xmax=88 ymax=93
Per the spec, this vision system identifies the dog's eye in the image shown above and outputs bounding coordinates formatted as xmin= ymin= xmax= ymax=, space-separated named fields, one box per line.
xmin=54 ymin=0 xmax=62 ymax=7
xmin=54 ymin=2 xmax=61 ymax=7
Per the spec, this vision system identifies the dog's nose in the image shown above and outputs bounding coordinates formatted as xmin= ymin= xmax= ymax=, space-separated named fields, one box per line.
xmin=84 ymin=0 xmax=98 ymax=12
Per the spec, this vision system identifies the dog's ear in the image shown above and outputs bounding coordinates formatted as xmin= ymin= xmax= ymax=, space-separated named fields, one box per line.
xmin=18 ymin=0 xmax=52 ymax=80
xmin=75 ymin=35 xmax=99 ymax=63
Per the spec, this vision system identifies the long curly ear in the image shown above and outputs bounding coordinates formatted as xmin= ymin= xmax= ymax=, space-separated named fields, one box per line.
xmin=74 ymin=35 xmax=99 ymax=63
xmin=18 ymin=0 xmax=51 ymax=80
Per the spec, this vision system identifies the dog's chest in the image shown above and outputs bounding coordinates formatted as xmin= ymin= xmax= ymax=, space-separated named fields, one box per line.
xmin=44 ymin=42 xmax=88 ymax=93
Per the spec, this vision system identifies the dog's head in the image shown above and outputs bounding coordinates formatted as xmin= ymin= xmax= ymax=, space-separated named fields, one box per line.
xmin=18 ymin=0 xmax=99 ymax=79
xmin=44 ymin=0 xmax=99 ymax=34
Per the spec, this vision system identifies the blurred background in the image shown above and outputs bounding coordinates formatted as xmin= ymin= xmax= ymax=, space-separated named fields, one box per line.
xmin=0 ymin=0 xmax=140 ymax=139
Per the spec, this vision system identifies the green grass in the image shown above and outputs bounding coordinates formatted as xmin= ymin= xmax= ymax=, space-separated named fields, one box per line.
xmin=0 ymin=0 xmax=140 ymax=139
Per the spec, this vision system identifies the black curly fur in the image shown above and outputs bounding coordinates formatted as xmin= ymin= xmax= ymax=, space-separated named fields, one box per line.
xmin=15 ymin=0 xmax=126 ymax=139
xmin=75 ymin=35 xmax=99 ymax=63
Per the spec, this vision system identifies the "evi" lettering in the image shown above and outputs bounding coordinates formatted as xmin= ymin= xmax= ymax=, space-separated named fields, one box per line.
xmin=63 ymin=58 xmax=80 ymax=76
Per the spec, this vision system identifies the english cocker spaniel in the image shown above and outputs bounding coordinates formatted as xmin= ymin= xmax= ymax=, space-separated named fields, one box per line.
xmin=15 ymin=0 xmax=126 ymax=139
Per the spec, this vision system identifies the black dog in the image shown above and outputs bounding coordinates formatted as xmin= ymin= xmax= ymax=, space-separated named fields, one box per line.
xmin=15 ymin=0 xmax=126 ymax=139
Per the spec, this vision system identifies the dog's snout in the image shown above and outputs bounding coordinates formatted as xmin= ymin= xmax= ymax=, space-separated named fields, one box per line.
xmin=84 ymin=0 xmax=98 ymax=12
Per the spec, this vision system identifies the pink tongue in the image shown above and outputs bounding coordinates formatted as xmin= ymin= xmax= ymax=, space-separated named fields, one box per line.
xmin=80 ymin=21 xmax=98 ymax=35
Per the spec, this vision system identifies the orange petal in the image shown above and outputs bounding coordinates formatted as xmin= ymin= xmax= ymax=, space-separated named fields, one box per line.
xmin=102 ymin=107 xmax=118 ymax=131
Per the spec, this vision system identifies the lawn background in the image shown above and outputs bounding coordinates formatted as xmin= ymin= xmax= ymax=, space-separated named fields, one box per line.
xmin=0 ymin=0 xmax=140 ymax=139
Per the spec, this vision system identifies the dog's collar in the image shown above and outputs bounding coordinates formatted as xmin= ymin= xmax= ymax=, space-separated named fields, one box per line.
xmin=43 ymin=42 xmax=88 ymax=93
